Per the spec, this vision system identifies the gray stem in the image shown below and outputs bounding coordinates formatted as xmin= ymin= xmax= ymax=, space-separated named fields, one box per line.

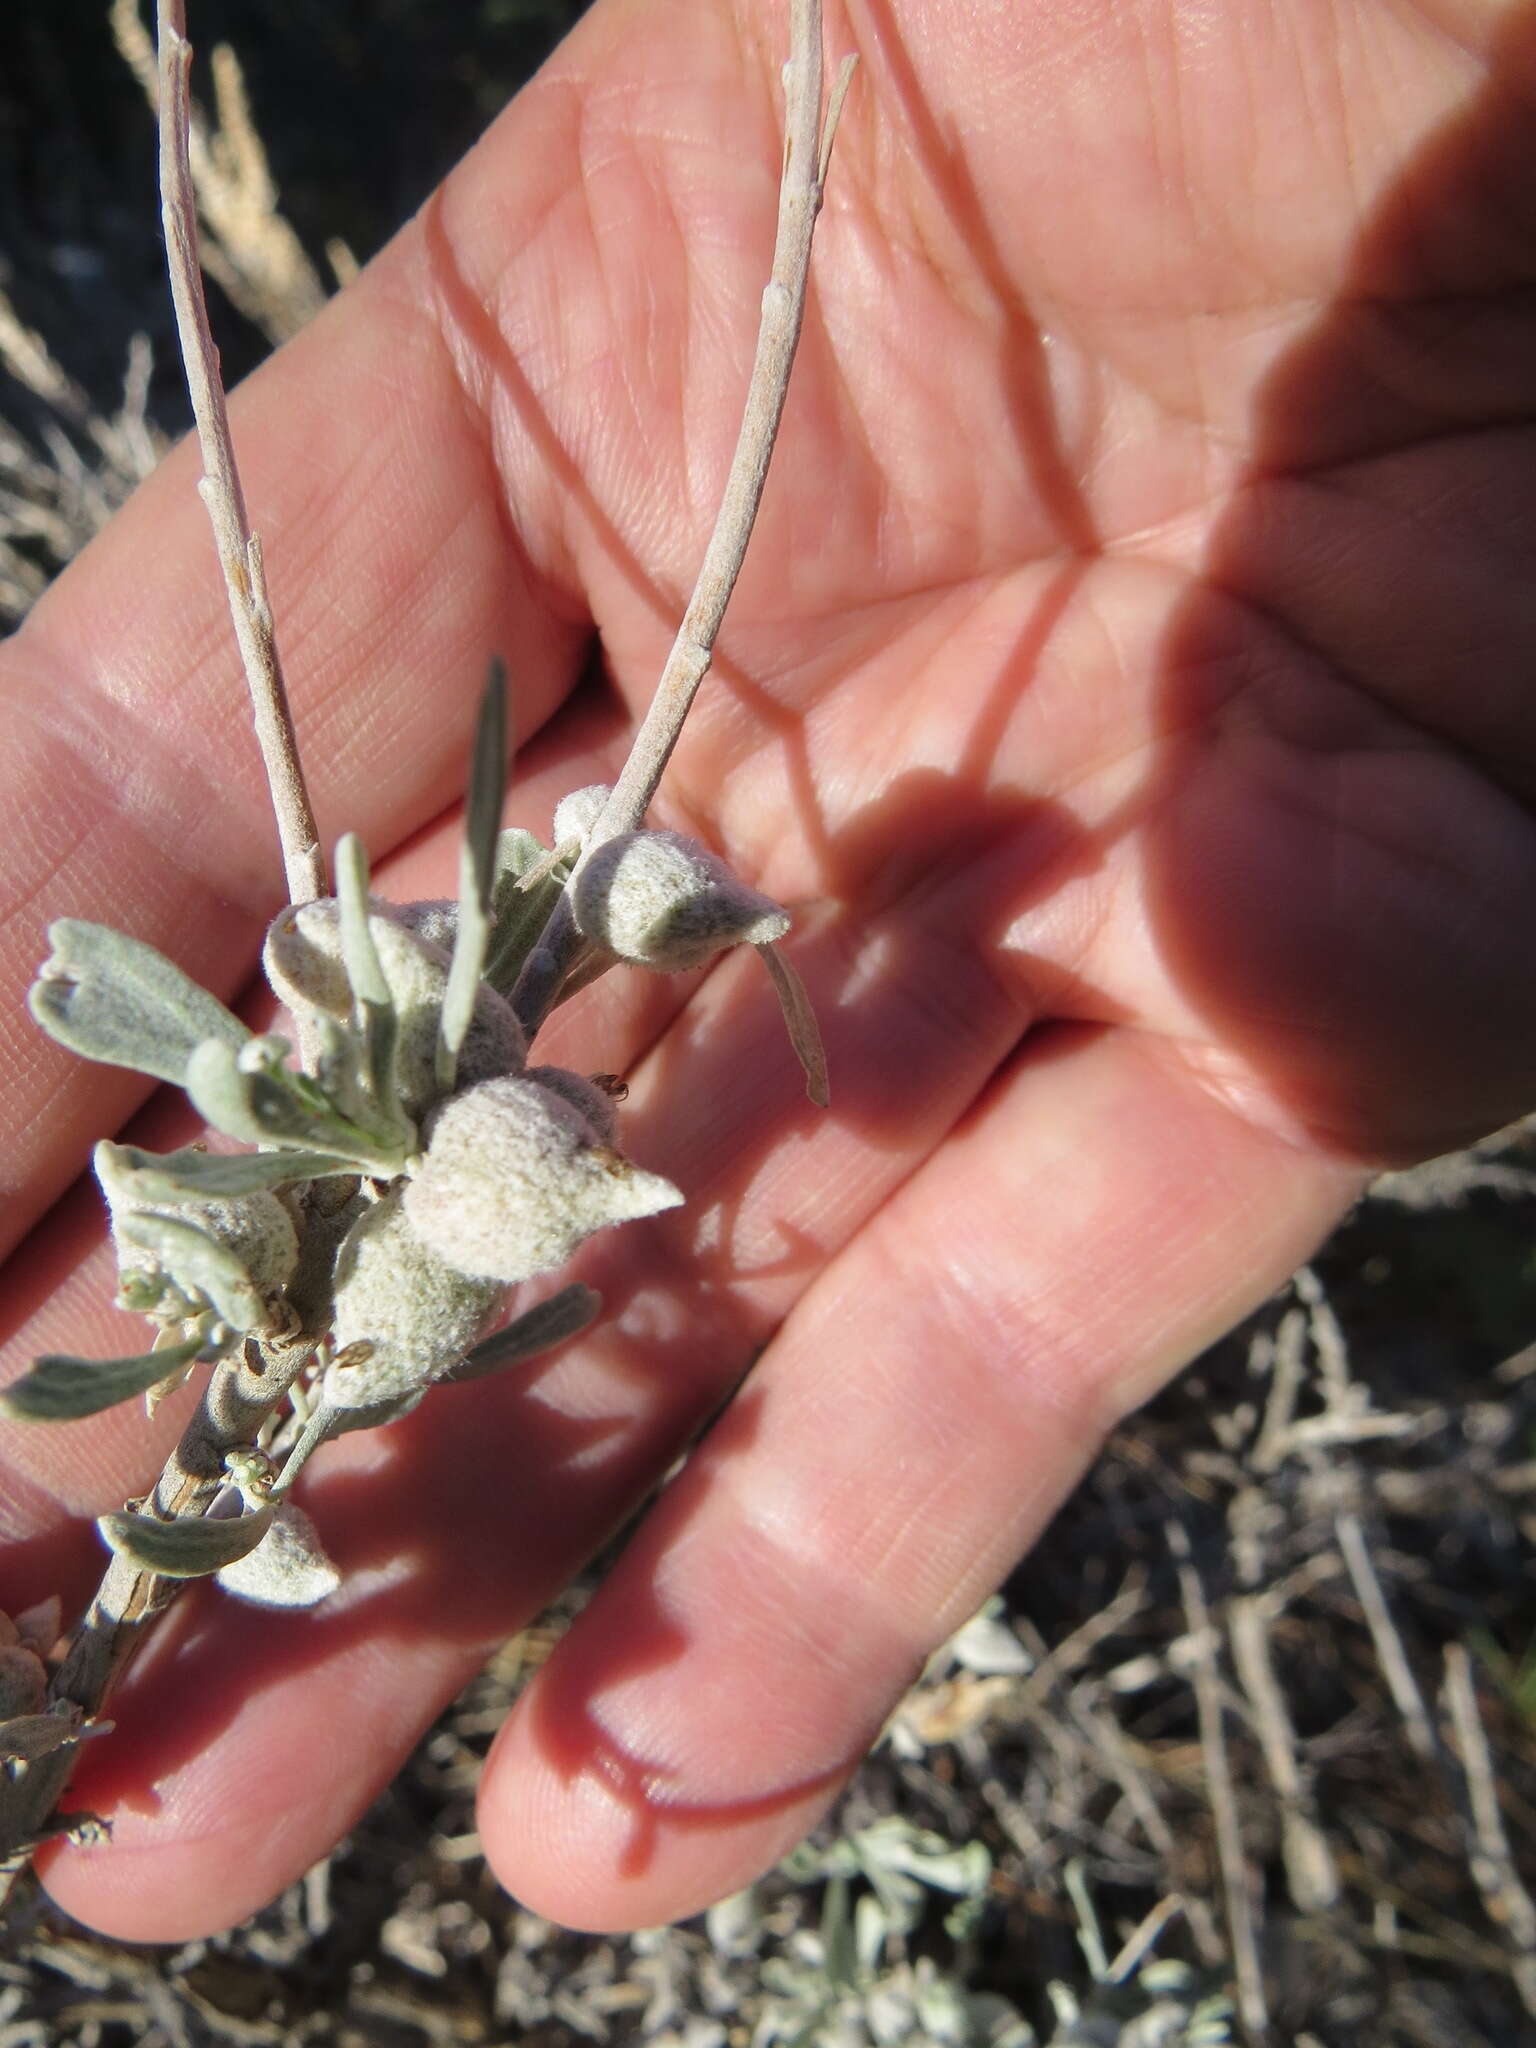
xmin=50 ymin=1338 xmax=315 ymax=1719
xmin=157 ymin=0 xmax=325 ymax=910
xmin=513 ymin=0 xmax=849 ymax=1036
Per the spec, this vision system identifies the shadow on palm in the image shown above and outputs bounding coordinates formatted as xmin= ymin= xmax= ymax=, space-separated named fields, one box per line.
xmin=505 ymin=0 xmax=1536 ymax=1871
xmin=1146 ymin=1 xmax=1536 ymax=1161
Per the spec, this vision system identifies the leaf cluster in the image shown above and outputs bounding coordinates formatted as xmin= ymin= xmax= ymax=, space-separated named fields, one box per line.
xmin=9 ymin=664 xmax=822 ymax=1601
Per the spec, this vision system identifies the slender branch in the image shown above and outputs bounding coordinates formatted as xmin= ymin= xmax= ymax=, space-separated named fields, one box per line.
xmin=1170 ymin=1523 xmax=1269 ymax=2043
xmin=12 ymin=1331 xmax=313 ymax=1866
xmin=597 ymin=12 xmax=844 ymax=838
xmin=1442 ymin=1642 xmax=1536 ymax=2018
xmin=50 ymin=1337 xmax=314 ymax=1719
xmin=1228 ymin=1593 xmax=1339 ymax=1913
xmin=156 ymin=0 xmax=324 ymax=908
xmin=512 ymin=0 xmax=852 ymax=1033
xmin=1335 ymin=1508 xmax=1437 ymax=1763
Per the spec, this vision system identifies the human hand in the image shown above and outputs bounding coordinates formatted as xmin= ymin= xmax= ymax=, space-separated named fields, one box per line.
xmin=3 ymin=0 xmax=1535 ymax=1941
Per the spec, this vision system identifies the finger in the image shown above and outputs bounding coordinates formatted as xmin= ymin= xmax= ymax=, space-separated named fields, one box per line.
xmin=32 ymin=825 xmax=1040 ymax=1938
xmin=469 ymin=1018 xmax=1363 ymax=1930
xmin=37 ymin=1008 xmax=1356 ymax=1940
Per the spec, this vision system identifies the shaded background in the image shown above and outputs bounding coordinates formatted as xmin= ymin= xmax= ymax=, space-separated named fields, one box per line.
xmin=0 ymin=0 xmax=587 ymax=403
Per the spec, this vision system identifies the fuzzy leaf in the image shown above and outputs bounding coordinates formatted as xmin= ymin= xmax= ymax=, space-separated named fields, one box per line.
xmin=403 ymin=1075 xmax=683 ymax=1285
xmin=446 ymin=1282 xmax=602 ymax=1382
xmin=326 ymin=1188 xmax=503 ymax=1412
xmin=551 ymin=784 xmax=611 ymax=848
xmin=0 ymin=1707 xmax=86 ymax=1763
xmin=334 ymin=835 xmax=391 ymax=1011
xmin=264 ymin=905 xmax=524 ymax=1121
xmin=483 ymin=829 xmax=566 ymax=993
xmin=2 ymin=1332 xmax=211 ymax=1422
xmin=216 ymin=1503 xmax=341 ymax=1608
xmin=334 ymin=834 xmax=405 ymax=1136
xmin=390 ymin=898 xmax=458 ymax=951
xmin=114 ymin=1211 xmax=267 ymax=1333
xmin=439 ymin=660 xmax=509 ymax=1090
xmin=185 ymin=1038 xmax=407 ymax=1174
xmin=103 ymin=1142 xmax=357 ymax=1201
xmin=316 ymin=1388 xmax=426 ymax=1439
xmin=98 ymin=1502 xmax=275 ymax=1578
xmin=573 ymin=830 xmax=790 ymax=971
xmin=28 ymin=920 xmax=248 ymax=1084
xmin=757 ymin=942 xmax=830 ymax=1108
xmin=525 ymin=1064 xmax=620 ymax=1143
xmin=97 ymin=1146 xmax=300 ymax=1325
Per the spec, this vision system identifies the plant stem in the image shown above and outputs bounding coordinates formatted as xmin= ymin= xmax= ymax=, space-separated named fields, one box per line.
xmin=157 ymin=0 xmax=325 ymax=909
xmin=512 ymin=1 xmax=853 ymax=1035
xmin=8 ymin=1334 xmax=313 ymax=1871
xmin=597 ymin=6 xmax=848 ymax=839
xmin=50 ymin=1340 xmax=314 ymax=1719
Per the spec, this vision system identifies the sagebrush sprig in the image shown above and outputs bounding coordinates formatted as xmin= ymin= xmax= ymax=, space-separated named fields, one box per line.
xmin=0 ymin=0 xmax=849 ymax=1900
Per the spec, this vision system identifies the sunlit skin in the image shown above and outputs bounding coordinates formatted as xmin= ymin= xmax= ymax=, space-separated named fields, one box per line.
xmin=3 ymin=0 xmax=1535 ymax=1940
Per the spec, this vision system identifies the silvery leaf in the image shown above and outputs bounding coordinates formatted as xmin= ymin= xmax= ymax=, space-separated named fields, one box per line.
xmin=185 ymin=1038 xmax=407 ymax=1174
xmin=315 ymin=1388 xmax=426 ymax=1439
xmin=391 ymin=898 xmax=458 ymax=951
xmin=445 ymin=1282 xmax=601 ymax=1383
xmin=98 ymin=1502 xmax=275 ymax=1578
xmin=820 ymin=1873 xmax=858 ymax=1993
xmin=103 ymin=1142 xmax=358 ymax=1200
xmin=402 ymin=1076 xmax=682 ymax=1285
xmin=438 ymin=659 xmax=508 ymax=1090
xmin=115 ymin=1211 xmax=267 ymax=1333
xmin=334 ymin=835 xmax=391 ymax=1012
xmin=483 ymin=828 xmax=565 ymax=994
xmin=28 ymin=919 xmax=248 ymax=1084
xmin=216 ymin=1504 xmax=340 ymax=1608
xmin=1 ymin=1331 xmax=212 ymax=1423
xmin=758 ymin=942 xmax=829 ymax=1108
xmin=326 ymin=1188 xmax=503 ymax=1411
xmin=572 ymin=830 xmax=790 ymax=970
xmin=551 ymin=784 xmax=611 ymax=848
xmin=334 ymin=833 xmax=404 ymax=1132
xmin=853 ymin=1891 xmax=890 ymax=1981
xmin=704 ymin=1886 xmax=765 ymax=1960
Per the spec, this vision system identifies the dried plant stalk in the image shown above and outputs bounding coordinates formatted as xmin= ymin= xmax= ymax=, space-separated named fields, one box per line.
xmin=1441 ymin=1642 xmax=1536 ymax=2017
xmin=156 ymin=0 xmax=324 ymax=908
xmin=1335 ymin=1508 xmax=1437 ymax=1763
xmin=113 ymin=0 xmax=328 ymax=342
xmin=1170 ymin=1523 xmax=1268 ymax=2041
xmin=595 ymin=25 xmax=855 ymax=840
xmin=512 ymin=6 xmax=857 ymax=1033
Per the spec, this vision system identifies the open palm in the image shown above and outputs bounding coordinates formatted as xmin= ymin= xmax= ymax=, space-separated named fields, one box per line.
xmin=3 ymin=0 xmax=1535 ymax=1940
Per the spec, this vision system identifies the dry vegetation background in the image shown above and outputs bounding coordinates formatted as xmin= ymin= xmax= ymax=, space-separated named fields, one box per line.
xmin=4 ymin=5 xmax=1536 ymax=2044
